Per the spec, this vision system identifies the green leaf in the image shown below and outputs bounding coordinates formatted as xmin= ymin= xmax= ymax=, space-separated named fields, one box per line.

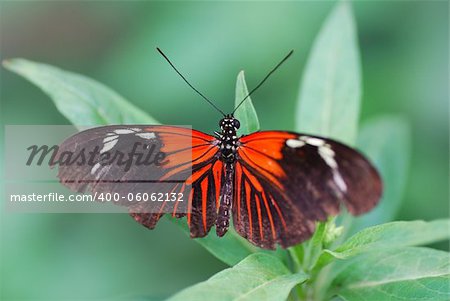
xmin=174 ymin=218 xmax=288 ymax=267
xmin=195 ymin=231 xmax=260 ymax=266
xmin=3 ymin=59 xmax=158 ymax=128
xmin=296 ymin=221 xmax=327 ymax=272
xmin=299 ymin=219 xmax=344 ymax=273
xmin=166 ymin=253 xmax=308 ymax=301
xmin=296 ymin=1 xmax=361 ymax=145
xmin=234 ymin=71 xmax=260 ymax=135
xmin=327 ymin=219 xmax=450 ymax=260
xmin=329 ymin=247 xmax=450 ymax=301
xmin=352 ymin=115 xmax=411 ymax=230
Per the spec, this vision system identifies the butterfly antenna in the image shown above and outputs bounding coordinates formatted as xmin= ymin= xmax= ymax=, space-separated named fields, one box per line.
xmin=233 ymin=50 xmax=294 ymax=115
xmin=156 ymin=47 xmax=226 ymax=116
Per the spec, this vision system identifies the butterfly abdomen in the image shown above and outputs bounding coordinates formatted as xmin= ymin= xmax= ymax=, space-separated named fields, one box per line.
xmin=216 ymin=163 xmax=234 ymax=237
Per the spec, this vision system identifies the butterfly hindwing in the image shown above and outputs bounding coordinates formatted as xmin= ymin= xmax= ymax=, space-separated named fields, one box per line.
xmin=234 ymin=131 xmax=382 ymax=249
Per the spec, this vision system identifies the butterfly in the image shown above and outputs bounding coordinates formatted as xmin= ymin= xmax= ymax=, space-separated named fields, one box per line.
xmin=55 ymin=49 xmax=382 ymax=250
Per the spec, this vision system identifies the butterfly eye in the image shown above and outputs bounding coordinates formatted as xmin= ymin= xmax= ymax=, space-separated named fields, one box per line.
xmin=233 ymin=119 xmax=240 ymax=129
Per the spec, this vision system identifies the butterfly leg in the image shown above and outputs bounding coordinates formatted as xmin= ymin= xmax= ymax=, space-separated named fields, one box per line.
xmin=216 ymin=163 xmax=234 ymax=237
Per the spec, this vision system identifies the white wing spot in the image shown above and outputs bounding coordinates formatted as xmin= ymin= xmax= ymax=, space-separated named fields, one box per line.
xmin=114 ymin=129 xmax=136 ymax=135
xmin=103 ymin=135 xmax=118 ymax=143
xmin=95 ymin=165 xmax=110 ymax=180
xmin=318 ymin=146 xmax=337 ymax=169
xmin=136 ymin=132 xmax=155 ymax=140
xmin=91 ymin=162 xmax=101 ymax=175
xmin=333 ymin=171 xmax=347 ymax=192
xmin=286 ymin=139 xmax=305 ymax=148
xmin=300 ymin=136 xmax=325 ymax=146
xmin=100 ymin=139 xmax=118 ymax=153
xmin=314 ymin=143 xmax=348 ymax=192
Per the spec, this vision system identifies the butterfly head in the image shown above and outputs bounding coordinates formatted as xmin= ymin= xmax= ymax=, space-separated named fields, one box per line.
xmin=219 ymin=114 xmax=240 ymax=131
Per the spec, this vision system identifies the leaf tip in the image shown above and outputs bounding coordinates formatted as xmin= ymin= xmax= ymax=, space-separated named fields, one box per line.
xmin=2 ymin=58 xmax=28 ymax=74
xmin=2 ymin=58 xmax=15 ymax=70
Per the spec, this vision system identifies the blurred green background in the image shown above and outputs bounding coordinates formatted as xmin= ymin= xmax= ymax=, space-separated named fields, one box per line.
xmin=1 ymin=1 xmax=448 ymax=300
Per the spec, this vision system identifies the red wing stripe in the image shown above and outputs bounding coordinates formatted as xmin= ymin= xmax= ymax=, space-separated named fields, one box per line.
xmin=163 ymin=144 xmax=216 ymax=171
xmin=260 ymin=192 xmax=276 ymax=240
xmin=201 ymin=178 xmax=208 ymax=232
xmin=186 ymin=188 xmax=194 ymax=225
xmin=239 ymin=158 xmax=291 ymax=204
xmin=245 ymin=180 xmax=253 ymax=239
xmin=269 ymin=194 xmax=287 ymax=231
xmin=172 ymin=183 xmax=185 ymax=217
xmin=160 ymin=156 xmax=210 ymax=181
xmin=241 ymin=165 xmax=263 ymax=192
xmin=158 ymin=200 xmax=167 ymax=216
xmin=159 ymin=183 xmax=179 ymax=216
xmin=186 ymin=164 xmax=211 ymax=185
xmin=235 ymin=163 xmax=243 ymax=222
xmin=212 ymin=161 xmax=223 ymax=209
xmin=239 ymin=149 xmax=284 ymax=190
xmin=192 ymin=146 xmax=217 ymax=164
xmin=164 ymin=143 xmax=213 ymax=156
xmin=240 ymin=144 xmax=283 ymax=161
xmin=159 ymin=162 xmax=191 ymax=181
xmin=160 ymin=149 xmax=215 ymax=181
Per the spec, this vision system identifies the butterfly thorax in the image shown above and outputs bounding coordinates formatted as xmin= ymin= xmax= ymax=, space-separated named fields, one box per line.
xmin=216 ymin=115 xmax=241 ymax=163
